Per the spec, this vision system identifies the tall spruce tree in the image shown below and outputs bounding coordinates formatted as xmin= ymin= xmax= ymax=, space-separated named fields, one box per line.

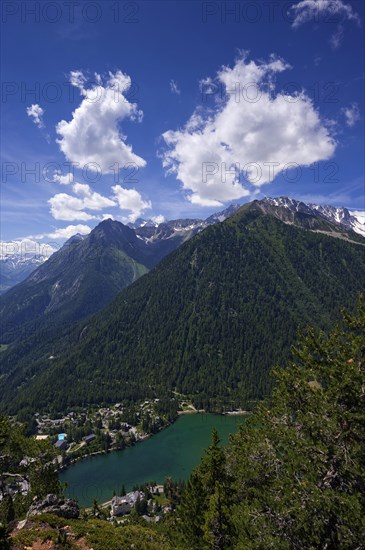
xmin=178 ymin=428 xmax=232 ymax=548
xmin=203 ymin=482 xmax=232 ymax=550
xmin=227 ymin=296 xmax=365 ymax=548
xmin=176 ymin=297 xmax=365 ymax=549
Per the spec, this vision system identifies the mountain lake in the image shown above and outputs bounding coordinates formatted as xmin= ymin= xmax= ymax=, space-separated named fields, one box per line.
xmin=59 ymin=413 xmax=245 ymax=507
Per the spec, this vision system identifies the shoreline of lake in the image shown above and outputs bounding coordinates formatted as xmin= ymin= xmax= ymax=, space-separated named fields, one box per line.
xmin=59 ymin=410 xmax=249 ymax=472
xmin=59 ymin=413 xmax=246 ymax=507
xmin=58 ymin=431 xmax=155 ymax=472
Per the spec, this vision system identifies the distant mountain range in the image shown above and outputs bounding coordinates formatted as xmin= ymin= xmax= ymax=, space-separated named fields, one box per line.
xmin=1 ymin=197 xmax=364 ymax=415
xmin=0 ymin=204 xmax=241 ymax=342
xmin=0 ymin=255 xmax=46 ymax=295
xmin=262 ymin=197 xmax=365 ymax=237
xmin=1 ymin=199 xmax=363 ymax=297
xmin=128 ymin=204 xmax=242 ymax=232
xmin=1 ymin=221 xmax=150 ymax=343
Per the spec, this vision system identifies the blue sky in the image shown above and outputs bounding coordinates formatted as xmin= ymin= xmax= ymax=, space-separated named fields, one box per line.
xmin=1 ymin=0 xmax=364 ymax=249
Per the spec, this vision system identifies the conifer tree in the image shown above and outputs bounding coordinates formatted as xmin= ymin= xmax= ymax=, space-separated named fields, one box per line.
xmin=178 ymin=471 xmax=206 ymax=547
xmin=177 ymin=297 xmax=365 ymax=548
xmin=227 ymin=296 xmax=365 ymax=548
xmin=178 ymin=428 xmax=232 ymax=547
xmin=203 ymin=482 xmax=231 ymax=550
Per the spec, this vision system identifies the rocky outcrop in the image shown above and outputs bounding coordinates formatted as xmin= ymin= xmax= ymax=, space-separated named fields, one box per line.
xmin=27 ymin=494 xmax=79 ymax=519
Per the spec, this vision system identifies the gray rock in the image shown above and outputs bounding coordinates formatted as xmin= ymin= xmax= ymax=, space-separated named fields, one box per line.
xmin=27 ymin=494 xmax=79 ymax=519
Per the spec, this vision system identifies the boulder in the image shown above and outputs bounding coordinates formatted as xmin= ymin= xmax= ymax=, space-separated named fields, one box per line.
xmin=27 ymin=494 xmax=79 ymax=519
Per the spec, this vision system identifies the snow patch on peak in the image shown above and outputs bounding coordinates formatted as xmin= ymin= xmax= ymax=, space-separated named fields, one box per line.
xmin=262 ymin=196 xmax=365 ymax=238
xmin=309 ymin=203 xmax=365 ymax=237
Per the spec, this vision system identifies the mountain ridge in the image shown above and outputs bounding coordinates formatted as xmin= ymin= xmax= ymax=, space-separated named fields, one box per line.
xmin=261 ymin=196 xmax=365 ymax=237
xmin=1 ymin=197 xmax=363 ymax=345
xmin=0 ymin=255 xmax=45 ymax=295
xmin=1 ymin=199 xmax=364 ymax=414
xmin=0 ymin=204 xmax=243 ymax=341
xmin=1 ymin=197 xmax=363 ymax=297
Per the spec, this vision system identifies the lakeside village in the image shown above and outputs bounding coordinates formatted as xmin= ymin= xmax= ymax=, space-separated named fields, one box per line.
xmin=3 ymin=397 xmax=247 ymax=522
xmin=36 ymin=398 xmax=185 ymax=465
xmin=1 ymin=397 xmax=203 ymax=524
xmin=20 ymin=395 xmax=246 ymax=467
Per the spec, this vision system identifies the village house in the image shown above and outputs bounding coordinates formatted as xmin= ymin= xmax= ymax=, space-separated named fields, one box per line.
xmin=149 ymin=484 xmax=164 ymax=495
xmin=111 ymin=491 xmax=144 ymax=516
xmin=54 ymin=439 xmax=68 ymax=451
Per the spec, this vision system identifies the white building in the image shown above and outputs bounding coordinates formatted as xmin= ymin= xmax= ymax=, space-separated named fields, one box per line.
xmin=111 ymin=491 xmax=144 ymax=516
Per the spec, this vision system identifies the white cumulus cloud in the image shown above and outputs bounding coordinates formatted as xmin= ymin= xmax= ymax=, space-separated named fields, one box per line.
xmin=112 ymin=185 xmax=152 ymax=223
xmin=25 ymin=224 xmax=92 ymax=242
xmin=49 ymin=183 xmax=116 ymax=221
xmin=56 ymin=70 xmax=146 ymax=173
xmin=26 ymin=104 xmax=45 ymax=128
xmin=52 ymin=171 xmax=74 ymax=185
xmin=289 ymin=0 xmax=360 ymax=48
xmin=69 ymin=70 xmax=87 ymax=91
xmin=289 ymin=0 xmax=360 ymax=28
xmin=47 ymin=224 xmax=92 ymax=239
xmin=161 ymin=54 xmax=336 ymax=207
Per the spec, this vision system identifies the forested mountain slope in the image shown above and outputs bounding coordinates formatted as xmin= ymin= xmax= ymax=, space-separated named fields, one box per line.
xmin=0 ymin=206 xmax=240 ymax=344
xmin=0 ymin=221 xmax=152 ymax=343
xmin=1 ymin=201 xmax=364 ymax=414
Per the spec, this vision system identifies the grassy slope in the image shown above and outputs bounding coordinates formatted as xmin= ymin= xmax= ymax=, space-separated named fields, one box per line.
xmin=10 ymin=514 xmax=177 ymax=550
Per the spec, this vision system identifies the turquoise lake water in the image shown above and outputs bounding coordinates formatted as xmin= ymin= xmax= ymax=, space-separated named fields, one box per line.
xmin=60 ymin=413 xmax=244 ymax=507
